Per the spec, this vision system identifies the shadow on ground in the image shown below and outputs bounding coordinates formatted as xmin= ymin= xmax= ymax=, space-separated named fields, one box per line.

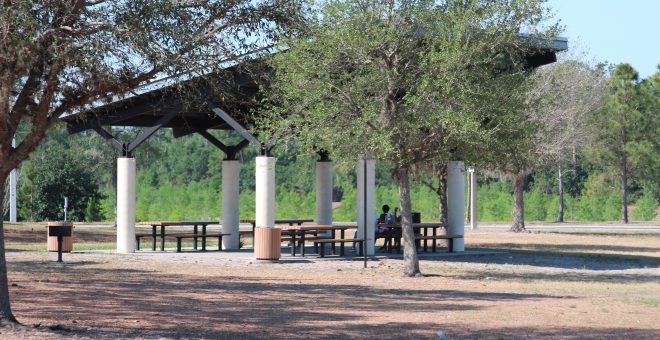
xmin=8 ymin=261 xmax=571 ymax=339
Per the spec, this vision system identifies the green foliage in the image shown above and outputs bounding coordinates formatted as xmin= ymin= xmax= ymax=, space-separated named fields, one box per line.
xmin=275 ymin=185 xmax=316 ymax=218
xmin=531 ymin=161 xmax=591 ymax=198
xmin=239 ymin=190 xmax=256 ymax=220
xmin=333 ymin=187 xmax=356 ymax=221
xmin=100 ymin=186 xmax=116 ymax=221
xmin=632 ymin=194 xmax=658 ymax=221
xmin=18 ymin=141 xmax=105 ymax=221
xmin=134 ymin=176 xmax=220 ymax=221
xmin=586 ymin=63 xmax=658 ymax=221
xmin=633 ymin=67 xmax=660 ymax=201
xmin=84 ymin=197 xmax=104 ymax=222
xmin=15 ymin=119 xmax=658 ymax=224
xmin=478 ymin=182 xmax=513 ymax=221
xmin=262 ymin=0 xmax=557 ymax=170
xmin=571 ymin=173 xmax=621 ymax=221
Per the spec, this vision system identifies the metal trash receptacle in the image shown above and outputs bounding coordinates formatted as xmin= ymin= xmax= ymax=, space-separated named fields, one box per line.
xmin=47 ymin=221 xmax=73 ymax=252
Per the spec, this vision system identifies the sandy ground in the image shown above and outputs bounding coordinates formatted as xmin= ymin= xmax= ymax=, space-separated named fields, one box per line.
xmin=1 ymin=223 xmax=659 ymax=339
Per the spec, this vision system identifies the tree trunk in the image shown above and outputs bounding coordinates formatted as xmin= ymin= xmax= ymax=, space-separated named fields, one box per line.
xmin=438 ymin=166 xmax=448 ymax=227
xmin=621 ymin=155 xmax=629 ymax=224
xmin=556 ymin=164 xmax=564 ymax=223
xmin=0 ymin=183 xmax=19 ymax=327
xmin=394 ymin=167 xmax=421 ymax=277
xmin=510 ymin=173 xmax=526 ymax=232
xmin=571 ymin=145 xmax=577 ymax=170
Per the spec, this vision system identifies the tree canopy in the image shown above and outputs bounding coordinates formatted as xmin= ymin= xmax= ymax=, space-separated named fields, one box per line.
xmin=0 ymin=0 xmax=306 ymax=326
xmin=260 ymin=0 xmax=559 ymax=275
xmin=588 ymin=64 xmax=659 ymax=223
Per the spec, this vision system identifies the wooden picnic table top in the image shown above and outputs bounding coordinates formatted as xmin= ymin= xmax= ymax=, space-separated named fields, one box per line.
xmin=377 ymin=222 xmax=448 ymax=228
xmin=137 ymin=221 xmax=219 ymax=226
xmin=240 ymin=218 xmax=314 ymax=223
xmin=276 ymin=218 xmax=314 ymax=224
xmin=240 ymin=218 xmax=315 ymax=228
xmin=281 ymin=224 xmax=355 ymax=231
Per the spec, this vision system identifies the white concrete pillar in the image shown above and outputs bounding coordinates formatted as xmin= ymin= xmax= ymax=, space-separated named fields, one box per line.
xmin=357 ymin=156 xmax=376 ymax=255
xmin=316 ymin=160 xmax=333 ymax=226
xmin=254 ymin=156 xmax=279 ymax=260
xmin=9 ymin=137 xmax=16 ymax=223
xmin=255 ymin=156 xmax=276 ymax=228
xmin=469 ymin=168 xmax=478 ymax=230
xmin=117 ymin=157 xmax=136 ymax=253
xmin=447 ymin=161 xmax=465 ymax=251
xmin=222 ymin=160 xmax=240 ymax=249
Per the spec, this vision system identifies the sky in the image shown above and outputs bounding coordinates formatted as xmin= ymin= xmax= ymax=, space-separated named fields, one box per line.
xmin=546 ymin=0 xmax=659 ymax=79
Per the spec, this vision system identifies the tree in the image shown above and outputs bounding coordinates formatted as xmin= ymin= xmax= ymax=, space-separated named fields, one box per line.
xmin=417 ymin=165 xmax=448 ymax=227
xmin=19 ymin=141 xmax=104 ymax=221
xmin=0 ymin=0 xmax=304 ymax=327
xmin=530 ymin=60 xmax=607 ymax=222
xmin=485 ymin=107 xmax=538 ymax=231
xmin=633 ymin=66 xmax=660 ymax=202
xmin=589 ymin=64 xmax=646 ymax=223
xmin=484 ymin=59 xmax=608 ymax=231
xmin=260 ymin=0 xmax=557 ymax=275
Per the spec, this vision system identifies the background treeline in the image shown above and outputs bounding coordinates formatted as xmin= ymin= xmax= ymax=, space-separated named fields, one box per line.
xmin=9 ymin=119 xmax=658 ymax=223
xmin=4 ymin=62 xmax=658 ymax=223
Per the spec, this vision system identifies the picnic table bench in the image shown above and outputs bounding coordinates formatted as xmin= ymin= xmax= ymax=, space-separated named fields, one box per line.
xmin=313 ymin=237 xmax=364 ymax=257
xmin=281 ymin=225 xmax=357 ymax=257
xmin=174 ymin=233 xmax=231 ymax=252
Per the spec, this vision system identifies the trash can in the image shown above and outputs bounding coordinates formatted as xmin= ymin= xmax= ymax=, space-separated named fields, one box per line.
xmin=47 ymin=221 xmax=73 ymax=252
xmin=412 ymin=212 xmax=421 ymax=223
xmin=254 ymin=227 xmax=281 ymax=260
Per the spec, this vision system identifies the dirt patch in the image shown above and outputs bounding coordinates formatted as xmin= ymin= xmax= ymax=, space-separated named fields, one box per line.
xmin=1 ymin=224 xmax=659 ymax=339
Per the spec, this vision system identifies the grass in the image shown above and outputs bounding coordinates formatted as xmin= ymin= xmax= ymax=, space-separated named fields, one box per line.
xmin=639 ymin=297 xmax=660 ymax=307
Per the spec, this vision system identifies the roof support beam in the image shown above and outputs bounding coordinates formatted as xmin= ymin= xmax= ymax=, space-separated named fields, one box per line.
xmin=205 ymin=98 xmax=260 ymax=145
xmin=172 ymin=127 xmax=198 ymax=139
xmin=127 ymin=103 xmax=181 ymax=153
xmin=198 ymin=130 xmax=230 ymax=154
xmin=67 ymin=97 xmax=180 ymax=134
xmin=198 ymin=130 xmax=251 ymax=160
xmin=93 ymin=126 xmax=125 ymax=154
xmin=90 ymin=104 xmax=180 ymax=157
xmin=232 ymin=138 xmax=251 ymax=155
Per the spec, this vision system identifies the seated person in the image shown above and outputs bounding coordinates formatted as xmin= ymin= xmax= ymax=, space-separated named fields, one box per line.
xmin=376 ymin=204 xmax=393 ymax=238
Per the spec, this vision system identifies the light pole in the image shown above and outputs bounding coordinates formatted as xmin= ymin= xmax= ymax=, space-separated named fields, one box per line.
xmin=468 ymin=167 xmax=477 ymax=230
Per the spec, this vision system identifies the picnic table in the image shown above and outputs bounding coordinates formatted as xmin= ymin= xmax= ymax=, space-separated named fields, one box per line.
xmin=137 ymin=221 xmax=219 ymax=251
xmin=240 ymin=218 xmax=314 ymax=231
xmin=281 ymin=224 xmax=356 ymax=256
xmin=377 ymin=222 xmax=451 ymax=252
xmin=238 ymin=219 xmax=314 ymax=241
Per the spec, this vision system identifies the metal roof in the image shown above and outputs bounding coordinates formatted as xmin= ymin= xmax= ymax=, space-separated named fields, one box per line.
xmin=64 ymin=36 xmax=568 ymax=152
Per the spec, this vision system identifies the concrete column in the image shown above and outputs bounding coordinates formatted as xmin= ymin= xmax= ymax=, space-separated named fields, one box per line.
xmin=469 ymin=168 xmax=478 ymax=230
xmin=255 ymin=156 xmax=279 ymax=260
xmin=117 ymin=157 xmax=136 ymax=253
xmin=447 ymin=161 xmax=465 ymax=251
xmin=9 ymin=137 xmax=16 ymax=223
xmin=255 ymin=156 xmax=276 ymax=228
xmin=315 ymin=160 xmax=333 ymax=226
xmin=222 ymin=160 xmax=240 ymax=250
xmin=357 ymin=156 xmax=376 ymax=255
